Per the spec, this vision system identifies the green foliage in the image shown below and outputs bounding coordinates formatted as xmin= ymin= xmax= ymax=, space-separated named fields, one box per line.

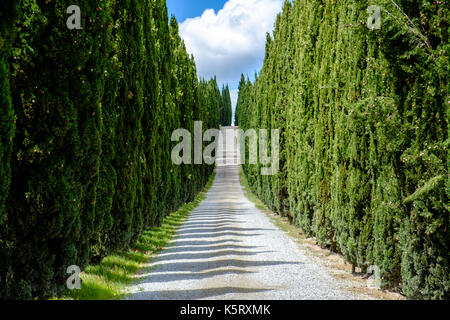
xmin=220 ymin=85 xmax=233 ymax=126
xmin=236 ymin=0 xmax=449 ymax=299
xmin=0 ymin=0 xmax=221 ymax=299
xmin=0 ymin=2 xmax=19 ymax=300
xmin=0 ymin=0 xmax=17 ymax=221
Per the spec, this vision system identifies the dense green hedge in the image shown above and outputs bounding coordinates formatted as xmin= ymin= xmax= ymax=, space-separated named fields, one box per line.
xmin=0 ymin=0 xmax=227 ymax=299
xmin=0 ymin=1 xmax=17 ymax=225
xmin=236 ymin=0 xmax=448 ymax=299
xmin=0 ymin=3 xmax=18 ymax=297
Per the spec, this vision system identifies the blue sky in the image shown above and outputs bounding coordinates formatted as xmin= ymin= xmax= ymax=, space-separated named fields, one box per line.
xmin=166 ymin=0 xmax=283 ymax=114
xmin=167 ymin=0 xmax=228 ymax=23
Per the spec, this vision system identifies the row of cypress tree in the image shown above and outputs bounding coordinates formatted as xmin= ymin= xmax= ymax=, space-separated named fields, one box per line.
xmin=0 ymin=0 xmax=227 ymax=299
xmin=220 ymin=85 xmax=233 ymax=126
xmin=236 ymin=0 xmax=448 ymax=299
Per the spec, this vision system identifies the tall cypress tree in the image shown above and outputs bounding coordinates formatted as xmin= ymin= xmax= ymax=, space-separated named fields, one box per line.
xmin=1 ymin=0 xmax=112 ymax=298
xmin=220 ymin=85 xmax=232 ymax=126
xmin=109 ymin=0 xmax=145 ymax=252
xmin=237 ymin=0 xmax=448 ymax=299
xmin=0 ymin=0 xmax=225 ymax=299
xmin=0 ymin=0 xmax=18 ymax=300
xmin=0 ymin=0 xmax=17 ymax=220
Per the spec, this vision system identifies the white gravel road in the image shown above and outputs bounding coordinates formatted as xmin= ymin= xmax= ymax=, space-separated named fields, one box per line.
xmin=124 ymin=127 xmax=368 ymax=300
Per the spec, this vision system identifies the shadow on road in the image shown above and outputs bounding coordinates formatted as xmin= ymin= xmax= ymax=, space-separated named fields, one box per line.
xmin=148 ymin=259 xmax=302 ymax=273
xmin=158 ymin=250 xmax=275 ymax=261
xmin=135 ymin=268 xmax=255 ymax=283
xmin=129 ymin=286 xmax=273 ymax=300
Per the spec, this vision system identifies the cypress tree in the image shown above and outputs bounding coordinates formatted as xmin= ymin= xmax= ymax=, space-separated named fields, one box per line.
xmin=220 ymin=85 xmax=233 ymax=126
xmin=1 ymin=0 xmax=112 ymax=298
xmin=0 ymin=0 xmax=224 ymax=299
xmin=0 ymin=0 xmax=18 ymax=300
xmin=0 ymin=0 xmax=17 ymax=220
xmin=237 ymin=0 xmax=448 ymax=299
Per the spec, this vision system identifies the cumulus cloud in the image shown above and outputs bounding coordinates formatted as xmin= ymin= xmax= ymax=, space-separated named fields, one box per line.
xmin=179 ymin=0 xmax=283 ymax=89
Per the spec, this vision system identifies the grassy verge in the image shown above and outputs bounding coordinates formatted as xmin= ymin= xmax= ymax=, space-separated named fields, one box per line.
xmin=57 ymin=171 xmax=216 ymax=300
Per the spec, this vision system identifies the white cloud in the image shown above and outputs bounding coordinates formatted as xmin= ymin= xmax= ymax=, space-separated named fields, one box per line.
xmin=179 ymin=0 xmax=283 ymax=91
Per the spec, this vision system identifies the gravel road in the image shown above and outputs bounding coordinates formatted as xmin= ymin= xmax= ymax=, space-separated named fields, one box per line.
xmin=125 ymin=127 xmax=368 ymax=300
